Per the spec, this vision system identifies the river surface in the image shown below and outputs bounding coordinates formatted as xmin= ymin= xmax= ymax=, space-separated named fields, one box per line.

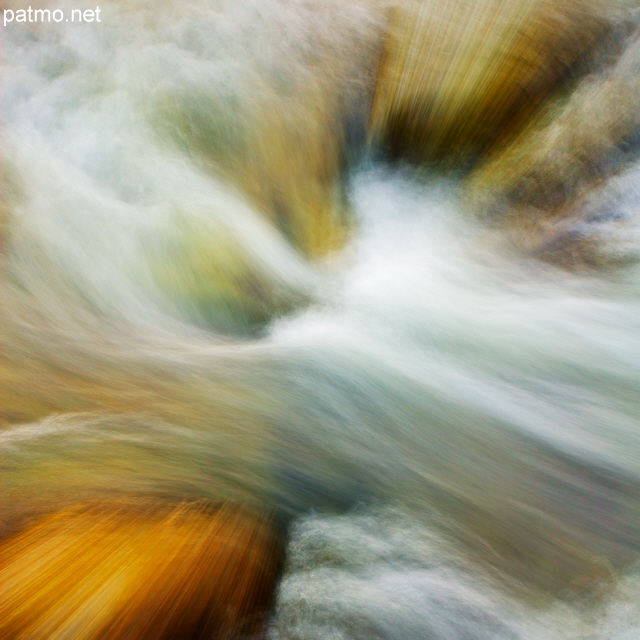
xmin=3 ymin=1 xmax=640 ymax=638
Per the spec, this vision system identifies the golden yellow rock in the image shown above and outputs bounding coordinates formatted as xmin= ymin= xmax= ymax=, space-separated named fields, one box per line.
xmin=0 ymin=501 xmax=284 ymax=640
xmin=465 ymin=24 xmax=640 ymax=213
xmin=369 ymin=0 xmax=629 ymax=165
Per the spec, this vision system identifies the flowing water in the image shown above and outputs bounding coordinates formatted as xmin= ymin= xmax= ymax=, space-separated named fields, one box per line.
xmin=2 ymin=1 xmax=640 ymax=638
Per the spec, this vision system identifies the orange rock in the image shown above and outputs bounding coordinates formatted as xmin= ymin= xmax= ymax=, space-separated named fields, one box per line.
xmin=0 ymin=500 xmax=284 ymax=640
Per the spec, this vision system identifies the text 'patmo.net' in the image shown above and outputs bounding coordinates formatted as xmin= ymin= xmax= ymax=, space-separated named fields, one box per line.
xmin=3 ymin=6 xmax=102 ymax=27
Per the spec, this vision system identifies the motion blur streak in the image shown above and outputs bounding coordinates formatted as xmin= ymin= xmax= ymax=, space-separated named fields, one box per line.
xmin=0 ymin=501 xmax=283 ymax=639
xmin=1 ymin=0 xmax=640 ymax=638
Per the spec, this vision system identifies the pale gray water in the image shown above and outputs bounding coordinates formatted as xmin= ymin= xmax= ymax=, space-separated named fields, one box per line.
xmin=270 ymin=507 xmax=640 ymax=640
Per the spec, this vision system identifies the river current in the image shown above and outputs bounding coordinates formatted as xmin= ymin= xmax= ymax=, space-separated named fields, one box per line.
xmin=3 ymin=1 xmax=640 ymax=638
